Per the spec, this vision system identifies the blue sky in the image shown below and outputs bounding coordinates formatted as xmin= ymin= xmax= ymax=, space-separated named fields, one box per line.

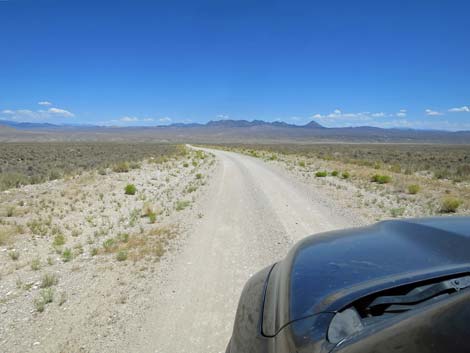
xmin=0 ymin=0 xmax=469 ymax=130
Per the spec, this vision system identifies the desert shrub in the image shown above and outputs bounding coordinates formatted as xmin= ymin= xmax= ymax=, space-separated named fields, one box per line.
xmin=124 ymin=184 xmax=137 ymax=195
xmin=113 ymin=162 xmax=130 ymax=173
xmin=342 ymin=171 xmax=350 ymax=179
xmin=102 ymin=238 xmax=116 ymax=252
xmin=6 ymin=206 xmax=15 ymax=217
xmin=407 ymin=184 xmax=421 ymax=195
xmin=0 ymin=172 xmax=29 ymax=191
xmin=31 ymin=258 xmax=41 ymax=271
xmin=148 ymin=212 xmax=156 ymax=224
xmin=62 ymin=248 xmax=73 ymax=262
xmin=40 ymin=288 xmax=54 ymax=304
xmin=440 ymin=197 xmax=462 ymax=213
xmin=298 ymin=161 xmax=306 ymax=167
xmin=129 ymin=162 xmax=141 ymax=169
xmin=8 ymin=250 xmax=20 ymax=261
xmin=390 ymin=207 xmax=405 ymax=217
xmin=371 ymin=174 xmax=392 ymax=184
xmin=34 ymin=298 xmax=46 ymax=312
xmin=195 ymin=173 xmax=202 ymax=179
xmin=41 ymin=273 xmax=58 ymax=288
xmin=315 ymin=171 xmax=328 ymax=177
xmin=175 ymin=200 xmax=191 ymax=211
xmin=53 ymin=234 xmax=66 ymax=247
xmin=183 ymin=162 xmax=189 ymax=168
xmin=116 ymin=250 xmax=128 ymax=261
xmin=90 ymin=247 xmax=99 ymax=256
xmin=0 ymin=226 xmax=16 ymax=245
xmin=331 ymin=170 xmax=339 ymax=177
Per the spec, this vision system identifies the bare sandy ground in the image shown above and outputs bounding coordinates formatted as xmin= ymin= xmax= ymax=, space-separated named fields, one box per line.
xmin=130 ymin=148 xmax=365 ymax=353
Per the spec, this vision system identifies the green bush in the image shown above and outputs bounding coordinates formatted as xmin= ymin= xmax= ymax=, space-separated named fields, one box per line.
xmin=298 ymin=161 xmax=306 ymax=167
xmin=103 ymin=238 xmax=116 ymax=252
xmin=331 ymin=170 xmax=339 ymax=177
xmin=148 ymin=212 xmax=156 ymax=224
xmin=62 ymin=248 xmax=73 ymax=262
xmin=116 ymin=251 xmax=128 ymax=261
xmin=407 ymin=184 xmax=421 ymax=195
xmin=440 ymin=197 xmax=462 ymax=213
xmin=390 ymin=207 xmax=405 ymax=217
xmin=53 ymin=234 xmax=66 ymax=247
xmin=371 ymin=174 xmax=392 ymax=184
xmin=342 ymin=171 xmax=350 ymax=179
xmin=315 ymin=171 xmax=328 ymax=177
xmin=124 ymin=184 xmax=137 ymax=195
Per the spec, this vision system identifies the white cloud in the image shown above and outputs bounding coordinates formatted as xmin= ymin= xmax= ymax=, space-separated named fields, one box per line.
xmin=425 ymin=109 xmax=443 ymax=116
xmin=47 ymin=107 xmax=75 ymax=117
xmin=395 ymin=109 xmax=407 ymax=117
xmin=158 ymin=117 xmax=172 ymax=123
xmin=448 ymin=106 xmax=470 ymax=113
xmin=38 ymin=101 xmax=52 ymax=106
xmin=119 ymin=116 xmax=139 ymax=122
xmin=1 ymin=107 xmax=75 ymax=120
xmin=216 ymin=114 xmax=230 ymax=120
xmin=371 ymin=112 xmax=386 ymax=117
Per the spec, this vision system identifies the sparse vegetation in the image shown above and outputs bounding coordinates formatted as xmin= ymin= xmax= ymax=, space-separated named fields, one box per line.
xmin=40 ymin=273 xmax=58 ymax=288
xmin=331 ymin=170 xmax=339 ymax=177
xmin=175 ymin=200 xmax=191 ymax=211
xmin=53 ymin=234 xmax=66 ymax=247
xmin=315 ymin=171 xmax=328 ymax=177
xmin=116 ymin=250 xmax=128 ymax=261
xmin=0 ymin=142 xmax=185 ymax=191
xmin=0 ymin=225 xmax=16 ymax=245
xmin=113 ymin=162 xmax=130 ymax=173
xmin=31 ymin=258 xmax=41 ymax=271
xmin=8 ymin=250 xmax=20 ymax=260
xmin=342 ymin=171 xmax=350 ymax=179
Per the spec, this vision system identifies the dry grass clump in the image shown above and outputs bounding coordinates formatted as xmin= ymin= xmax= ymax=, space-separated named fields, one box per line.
xmin=407 ymin=184 xmax=421 ymax=195
xmin=100 ymin=227 xmax=176 ymax=261
xmin=0 ymin=225 xmax=17 ymax=245
xmin=113 ymin=162 xmax=130 ymax=173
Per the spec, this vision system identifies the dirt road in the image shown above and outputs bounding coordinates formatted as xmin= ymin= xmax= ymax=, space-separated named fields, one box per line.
xmin=132 ymin=148 xmax=357 ymax=353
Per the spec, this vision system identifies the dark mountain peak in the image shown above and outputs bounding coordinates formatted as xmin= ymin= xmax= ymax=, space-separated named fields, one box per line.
xmin=303 ymin=120 xmax=325 ymax=129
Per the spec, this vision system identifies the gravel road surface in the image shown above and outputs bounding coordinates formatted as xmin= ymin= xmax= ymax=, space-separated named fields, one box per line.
xmin=132 ymin=148 xmax=354 ymax=353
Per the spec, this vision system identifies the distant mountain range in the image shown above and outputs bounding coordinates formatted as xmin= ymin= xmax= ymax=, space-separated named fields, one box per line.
xmin=0 ymin=119 xmax=469 ymax=143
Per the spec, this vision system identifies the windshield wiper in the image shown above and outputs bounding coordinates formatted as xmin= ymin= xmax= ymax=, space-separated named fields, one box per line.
xmin=369 ymin=275 xmax=470 ymax=309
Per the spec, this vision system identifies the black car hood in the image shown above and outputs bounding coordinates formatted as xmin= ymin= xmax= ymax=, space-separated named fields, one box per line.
xmin=262 ymin=216 xmax=470 ymax=336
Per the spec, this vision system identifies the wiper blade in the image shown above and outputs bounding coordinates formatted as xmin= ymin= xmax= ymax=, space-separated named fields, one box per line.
xmin=369 ymin=275 xmax=470 ymax=308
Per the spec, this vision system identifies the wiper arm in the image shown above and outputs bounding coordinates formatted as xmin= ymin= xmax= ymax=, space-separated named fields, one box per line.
xmin=369 ymin=275 xmax=470 ymax=309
